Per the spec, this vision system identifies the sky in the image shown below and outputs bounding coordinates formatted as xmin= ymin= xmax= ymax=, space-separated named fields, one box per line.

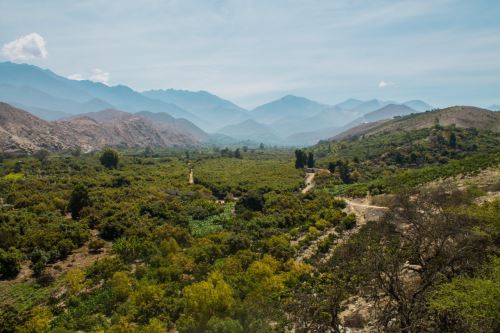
xmin=0 ymin=0 xmax=499 ymax=109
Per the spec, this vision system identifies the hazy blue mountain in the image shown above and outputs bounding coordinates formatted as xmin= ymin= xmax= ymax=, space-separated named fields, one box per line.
xmin=301 ymin=106 xmax=364 ymax=129
xmin=348 ymin=99 xmax=391 ymax=114
xmin=0 ymin=61 xmax=197 ymax=122
xmin=0 ymin=62 xmax=92 ymax=102
xmin=136 ymin=111 xmax=209 ymax=142
xmin=251 ymin=95 xmax=328 ymax=124
xmin=403 ymin=100 xmax=433 ymax=112
xmin=0 ymin=83 xmax=116 ymax=119
xmin=81 ymin=98 xmax=114 ymax=112
xmin=285 ymin=126 xmax=341 ymax=146
xmin=217 ymin=119 xmax=280 ymax=143
xmin=142 ymin=89 xmax=250 ymax=132
xmin=345 ymin=104 xmax=419 ymax=128
xmin=8 ymin=103 xmax=70 ymax=121
xmin=70 ymin=81 xmax=197 ymax=120
xmin=334 ymin=98 xmax=364 ymax=110
xmin=267 ymin=116 xmax=313 ymax=137
xmin=488 ymin=104 xmax=500 ymax=111
xmin=205 ymin=133 xmax=242 ymax=146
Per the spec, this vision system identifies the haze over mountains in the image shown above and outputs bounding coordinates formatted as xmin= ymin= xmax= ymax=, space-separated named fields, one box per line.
xmin=1 ymin=61 xmax=498 ymax=151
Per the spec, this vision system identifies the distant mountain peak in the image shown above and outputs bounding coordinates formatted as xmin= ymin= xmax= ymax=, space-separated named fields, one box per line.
xmin=403 ymin=100 xmax=433 ymax=112
xmin=251 ymin=95 xmax=327 ymax=124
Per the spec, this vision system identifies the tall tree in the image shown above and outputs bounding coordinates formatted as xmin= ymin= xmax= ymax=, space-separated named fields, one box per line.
xmin=338 ymin=162 xmax=351 ymax=184
xmin=295 ymin=150 xmax=305 ymax=169
xmin=328 ymin=162 xmax=336 ymax=173
xmin=100 ymin=148 xmax=119 ymax=169
xmin=449 ymin=132 xmax=457 ymax=148
xmin=307 ymin=152 xmax=315 ymax=168
xmin=68 ymin=184 xmax=90 ymax=219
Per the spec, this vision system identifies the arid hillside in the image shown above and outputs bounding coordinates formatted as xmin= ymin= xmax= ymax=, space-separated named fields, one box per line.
xmin=332 ymin=106 xmax=500 ymax=140
xmin=0 ymin=102 xmax=202 ymax=152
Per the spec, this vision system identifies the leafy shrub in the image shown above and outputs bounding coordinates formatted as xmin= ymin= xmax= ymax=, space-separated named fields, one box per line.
xmin=68 ymin=184 xmax=90 ymax=220
xmin=339 ymin=214 xmax=356 ymax=231
xmin=0 ymin=247 xmax=22 ymax=279
xmin=88 ymin=239 xmax=106 ymax=253
xmin=99 ymin=148 xmax=119 ymax=169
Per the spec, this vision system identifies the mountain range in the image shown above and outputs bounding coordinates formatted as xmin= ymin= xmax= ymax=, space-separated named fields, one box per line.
xmin=0 ymin=61 xmax=449 ymax=149
xmin=0 ymin=103 xmax=203 ymax=153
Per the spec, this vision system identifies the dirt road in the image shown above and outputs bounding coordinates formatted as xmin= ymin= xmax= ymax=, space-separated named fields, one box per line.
xmin=301 ymin=172 xmax=316 ymax=194
xmin=189 ymin=169 xmax=194 ymax=185
xmin=295 ymin=196 xmax=389 ymax=263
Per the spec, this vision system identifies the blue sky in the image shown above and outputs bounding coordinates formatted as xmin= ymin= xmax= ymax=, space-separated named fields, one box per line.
xmin=1 ymin=0 xmax=499 ymax=108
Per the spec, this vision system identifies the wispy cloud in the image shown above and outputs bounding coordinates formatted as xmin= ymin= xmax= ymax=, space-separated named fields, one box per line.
xmin=68 ymin=73 xmax=84 ymax=80
xmin=1 ymin=33 xmax=48 ymax=61
xmin=1 ymin=0 xmax=499 ymax=107
xmin=89 ymin=68 xmax=110 ymax=85
xmin=378 ymin=80 xmax=394 ymax=88
xmin=67 ymin=69 xmax=110 ymax=85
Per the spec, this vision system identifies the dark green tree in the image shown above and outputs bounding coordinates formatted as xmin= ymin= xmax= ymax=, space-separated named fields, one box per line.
xmin=307 ymin=152 xmax=315 ymax=168
xmin=449 ymin=132 xmax=457 ymax=148
xmin=144 ymin=147 xmax=154 ymax=157
xmin=234 ymin=148 xmax=242 ymax=159
xmin=99 ymin=148 xmax=119 ymax=169
xmin=295 ymin=150 xmax=306 ymax=169
xmin=68 ymin=184 xmax=90 ymax=219
xmin=338 ymin=162 xmax=351 ymax=184
xmin=328 ymin=162 xmax=336 ymax=173
xmin=235 ymin=191 xmax=264 ymax=212
xmin=71 ymin=147 xmax=82 ymax=157
xmin=33 ymin=149 xmax=49 ymax=163
xmin=0 ymin=248 xmax=22 ymax=279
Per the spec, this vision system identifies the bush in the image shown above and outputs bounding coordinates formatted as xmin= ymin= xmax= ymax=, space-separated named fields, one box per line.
xmin=207 ymin=316 xmax=243 ymax=333
xmin=236 ymin=191 xmax=264 ymax=212
xmin=30 ymin=248 xmax=49 ymax=276
xmin=88 ymin=239 xmax=106 ymax=253
xmin=99 ymin=148 xmax=119 ymax=169
xmin=340 ymin=214 xmax=356 ymax=231
xmin=56 ymin=239 xmax=76 ymax=258
xmin=68 ymin=184 xmax=90 ymax=220
xmin=100 ymin=219 xmax=126 ymax=240
xmin=0 ymin=247 xmax=23 ymax=279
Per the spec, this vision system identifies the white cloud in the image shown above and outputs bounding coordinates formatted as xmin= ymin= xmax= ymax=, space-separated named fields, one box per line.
xmin=2 ymin=33 xmax=48 ymax=61
xmin=68 ymin=73 xmax=84 ymax=80
xmin=67 ymin=69 xmax=110 ymax=85
xmin=89 ymin=68 xmax=110 ymax=85
xmin=378 ymin=80 xmax=394 ymax=88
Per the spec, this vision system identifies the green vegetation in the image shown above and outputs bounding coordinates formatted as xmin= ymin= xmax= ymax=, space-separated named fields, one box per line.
xmin=311 ymin=125 xmax=500 ymax=196
xmin=100 ymin=148 xmax=120 ymax=169
xmin=194 ymin=158 xmax=303 ymax=197
xmin=0 ymin=124 xmax=499 ymax=332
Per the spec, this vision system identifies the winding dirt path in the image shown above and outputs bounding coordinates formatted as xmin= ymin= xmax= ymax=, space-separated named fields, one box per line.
xmin=294 ymin=190 xmax=389 ymax=263
xmin=302 ymin=172 xmax=316 ymax=194
xmin=189 ymin=169 xmax=194 ymax=185
xmin=339 ymin=197 xmax=389 ymax=224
